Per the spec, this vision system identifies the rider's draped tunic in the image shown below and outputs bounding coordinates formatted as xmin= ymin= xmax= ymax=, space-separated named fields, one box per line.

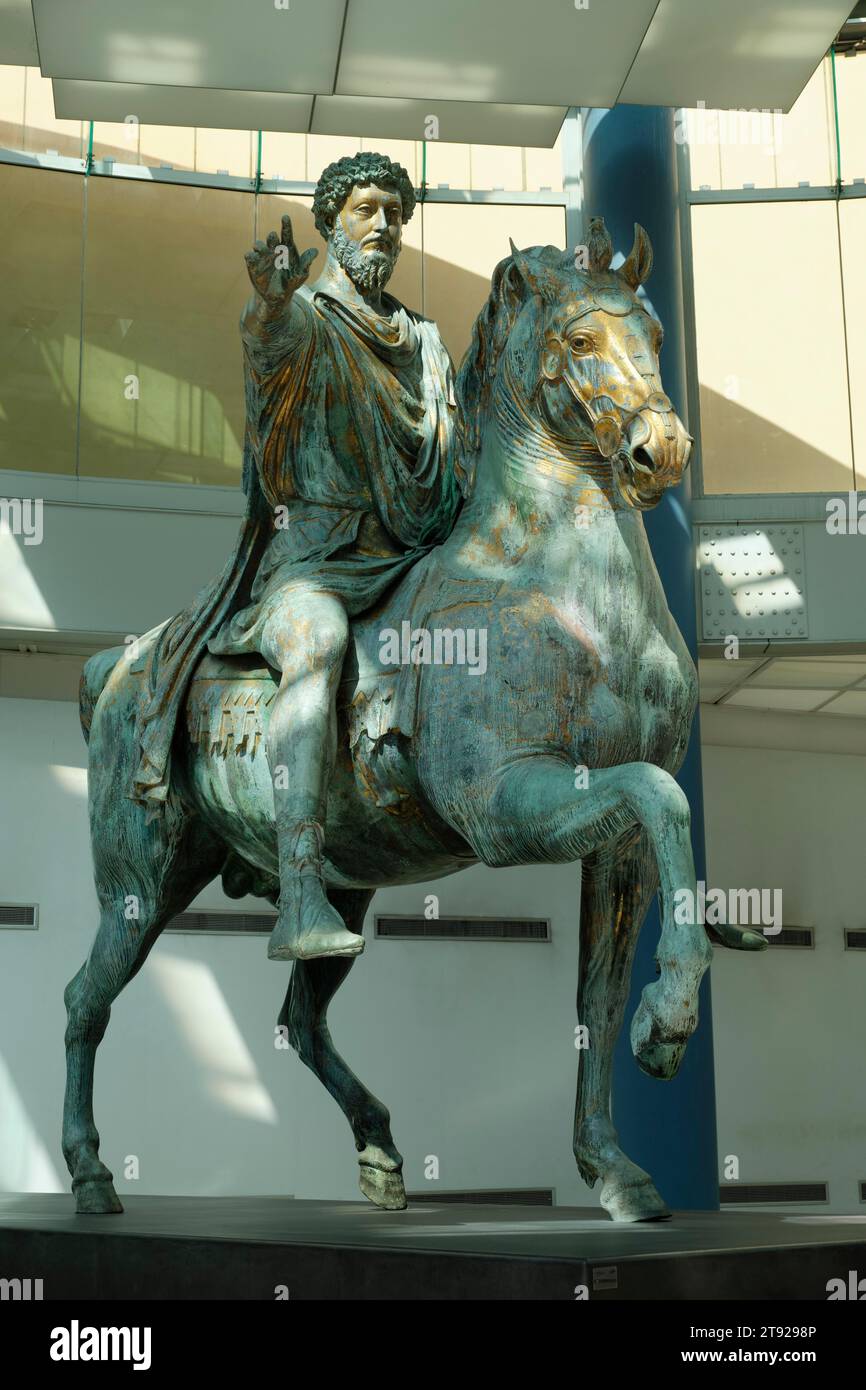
xmin=130 ymin=284 xmax=465 ymax=813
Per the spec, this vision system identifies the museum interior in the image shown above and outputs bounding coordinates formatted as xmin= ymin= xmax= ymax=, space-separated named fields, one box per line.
xmin=1 ymin=1 xmax=865 ymax=1309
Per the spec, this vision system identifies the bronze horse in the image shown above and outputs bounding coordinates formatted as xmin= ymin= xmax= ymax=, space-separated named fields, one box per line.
xmin=63 ymin=228 xmax=764 ymax=1223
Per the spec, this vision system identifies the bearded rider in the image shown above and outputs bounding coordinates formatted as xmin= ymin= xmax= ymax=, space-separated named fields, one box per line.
xmin=130 ymin=152 xmax=465 ymax=962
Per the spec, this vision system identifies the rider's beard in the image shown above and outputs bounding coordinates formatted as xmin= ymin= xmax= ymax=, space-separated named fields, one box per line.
xmin=331 ymin=224 xmax=399 ymax=292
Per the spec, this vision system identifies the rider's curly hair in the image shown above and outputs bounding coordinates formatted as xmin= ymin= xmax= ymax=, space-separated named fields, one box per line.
xmin=312 ymin=151 xmax=416 ymax=239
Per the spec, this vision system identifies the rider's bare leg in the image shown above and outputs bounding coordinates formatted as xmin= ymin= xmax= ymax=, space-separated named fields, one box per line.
xmin=260 ymin=590 xmax=364 ymax=961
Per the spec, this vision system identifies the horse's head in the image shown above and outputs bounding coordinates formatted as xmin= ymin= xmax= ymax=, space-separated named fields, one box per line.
xmin=457 ymin=221 xmax=691 ymax=510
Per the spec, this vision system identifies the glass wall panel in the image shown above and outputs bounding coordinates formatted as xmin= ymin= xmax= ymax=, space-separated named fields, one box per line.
xmin=93 ymin=122 xmax=254 ymax=177
xmin=21 ymin=67 xmax=85 ymax=161
xmin=0 ymin=64 xmax=26 ymax=150
xmin=835 ymin=50 xmax=866 ymax=183
xmin=687 ymin=59 xmax=835 ymax=191
xmin=422 ymin=202 xmax=566 ymax=365
xmin=192 ymin=127 xmax=255 ymax=179
xmin=839 ymin=198 xmax=866 ymax=489
xmin=91 ymin=119 xmax=148 ymax=165
xmin=0 ymin=164 xmax=82 ymax=475
xmin=691 ymin=201 xmax=853 ymax=494
xmin=259 ymin=130 xmax=307 ymax=182
xmin=79 ymin=179 xmax=254 ymax=486
xmin=770 ymin=61 xmax=835 ymax=189
xmin=262 ymin=134 xmax=563 ymax=193
xmin=524 ymin=131 xmax=563 ymax=193
xmin=136 ymin=125 xmax=197 ymax=171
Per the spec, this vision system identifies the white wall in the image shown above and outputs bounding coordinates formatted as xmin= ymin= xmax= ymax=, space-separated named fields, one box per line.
xmin=0 ymin=697 xmax=587 ymax=1207
xmin=703 ymin=737 xmax=866 ymax=1214
xmin=2 ymin=695 xmax=864 ymax=1214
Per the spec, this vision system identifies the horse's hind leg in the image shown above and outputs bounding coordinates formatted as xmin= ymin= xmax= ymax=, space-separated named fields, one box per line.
xmin=573 ymin=831 xmax=670 ymax=1223
xmin=63 ymin=813 xmax=223 ymax=1214
xmin=279 ymin=888 xmax=407 ymax=1211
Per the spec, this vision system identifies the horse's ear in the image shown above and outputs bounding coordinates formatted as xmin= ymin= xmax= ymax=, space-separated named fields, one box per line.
xmin=508 ymin=239 xmax=558 ymax=304
xmin=620 ymin=223 xmax=653 ymax=289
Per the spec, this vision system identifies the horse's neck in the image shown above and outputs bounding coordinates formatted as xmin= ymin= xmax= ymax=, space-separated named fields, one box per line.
xmin=448 ymin=396 xmax=656 ymax=598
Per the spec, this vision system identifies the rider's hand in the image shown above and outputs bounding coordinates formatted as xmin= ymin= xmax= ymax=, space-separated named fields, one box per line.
xmin=245 ymin=214 xmax=318 ymax=313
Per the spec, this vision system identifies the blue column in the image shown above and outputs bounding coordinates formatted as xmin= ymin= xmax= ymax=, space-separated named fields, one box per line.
xmin=579 ymin=105 xmax=718 ymax=1212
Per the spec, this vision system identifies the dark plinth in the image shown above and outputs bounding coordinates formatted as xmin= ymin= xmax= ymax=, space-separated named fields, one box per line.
xmin=1 ymin=1195 xmax=864 ymax=1300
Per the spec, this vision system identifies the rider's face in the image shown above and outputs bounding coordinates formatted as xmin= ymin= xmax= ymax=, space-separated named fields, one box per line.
xmin=336 ymin=184 xmax=403 ymax=260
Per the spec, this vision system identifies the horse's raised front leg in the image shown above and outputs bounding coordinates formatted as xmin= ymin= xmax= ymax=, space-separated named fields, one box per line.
xmin=279 ymin=887 xmax=407 ymax=1211
xmin=486 ymin=756 xmax=719 ymax=1078
xmin=574 ymin=831 xmax=670 ymax=1223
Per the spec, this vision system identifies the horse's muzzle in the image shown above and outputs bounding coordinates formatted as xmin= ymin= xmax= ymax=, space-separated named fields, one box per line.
xmin=615 ymin=415 xmax=692 ymax=509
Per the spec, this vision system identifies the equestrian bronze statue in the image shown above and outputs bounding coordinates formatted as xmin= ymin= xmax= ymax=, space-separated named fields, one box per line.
xmin=63 ymin=152 xmax=764 ymax=1224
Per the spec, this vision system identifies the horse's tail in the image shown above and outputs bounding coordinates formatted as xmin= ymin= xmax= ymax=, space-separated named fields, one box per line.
xmin=79 ymin=646 xmax=124 ymax=746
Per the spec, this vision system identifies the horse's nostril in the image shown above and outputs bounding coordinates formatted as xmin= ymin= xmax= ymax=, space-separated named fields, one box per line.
xmin=632 ymin=446 xmax=655 ymax=473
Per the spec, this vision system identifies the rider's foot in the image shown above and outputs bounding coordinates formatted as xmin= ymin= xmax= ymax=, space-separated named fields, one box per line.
xmin=268 ymin=822 xmax=365 ymax=962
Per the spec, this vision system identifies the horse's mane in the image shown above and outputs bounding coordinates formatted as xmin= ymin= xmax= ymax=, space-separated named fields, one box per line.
xmin=455 ymin=245 xmax=570 ymax=458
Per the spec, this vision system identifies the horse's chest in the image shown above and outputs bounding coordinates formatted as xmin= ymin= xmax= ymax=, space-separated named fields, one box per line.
xmin=497 ymin=594 xmax=697 ymax=772
xmin=581 ymin=652 xmax=694 ymax=772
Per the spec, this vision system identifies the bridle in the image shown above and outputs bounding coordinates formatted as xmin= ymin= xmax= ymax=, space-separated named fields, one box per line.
xmin=534 ymin=284 xmax=684 ymax=464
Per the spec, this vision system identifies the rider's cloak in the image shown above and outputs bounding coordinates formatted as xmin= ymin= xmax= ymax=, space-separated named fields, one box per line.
xmin=130 ymin=284 xmax=465 ymax=813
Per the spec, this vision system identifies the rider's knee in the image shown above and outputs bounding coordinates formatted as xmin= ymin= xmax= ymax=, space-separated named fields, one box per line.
xmin=306 ymin=613 xmax=349 ymax=672
xmin=263 ymin=596 xmax=349 ymax=676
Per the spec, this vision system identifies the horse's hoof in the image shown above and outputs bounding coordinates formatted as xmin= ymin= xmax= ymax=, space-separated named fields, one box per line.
xmin=630 ymin=988 xmax=689 ymax=1079
xmin=634 ymin=1035 xmax=686 ymax=1080
xmin=601 ymin=1176 xmax=671 ymax=1223
xmin=357 ymin=1146 xmax=407 ymax=1211
xmin=359 ymin=1165 xmax=407 ymax=1210
xmin=73 ymin=1179 xmax=124 ymax=1214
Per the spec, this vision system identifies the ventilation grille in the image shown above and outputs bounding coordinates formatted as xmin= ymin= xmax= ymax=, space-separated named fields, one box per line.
xmin=0 ymin=903 xmax=38 ymax=929
xmin=166 ymin=910 xmax=276 ymax=935
xmin=720 ymin=1182 xmax=827 ymax=1205
xmin=860 ymin=1182 xmax=866 ymax=1202
xmin=375 ymin=915 xmax=550 ymax=942
xmin=766 ymin=927 xmax=814 ymax=948
xmin=406 ymin=1188 xmax=554 ymax=1207
xmin=845 ymin=929 xmax=866 ymax=950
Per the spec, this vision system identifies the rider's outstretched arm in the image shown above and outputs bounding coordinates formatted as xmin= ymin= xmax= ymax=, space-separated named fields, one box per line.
xmin=241 ymin=213 xmax=317 ymax=370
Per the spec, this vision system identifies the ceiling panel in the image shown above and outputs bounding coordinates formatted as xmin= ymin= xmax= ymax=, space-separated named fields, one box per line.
xmin=619 ymin=0 xmax=853 ymax=112
xmin=821 ymin=691 xmax=866 ymax=717
xmin=53 ymin=80 xmax=313 ymax=134
xmin=312 ymin=96 xmax=566 ymax=148
xmin=32 ymin=0 xmax=345 ymax=94
xmin=0 ymin=0 xmax=39 ymax=64
xmin=698 ymin=657 xmax=762 ymax=697
xmin=50 ymin=81 xmax=565 ymax=147
xmin=726 ymin=688 xmax=837 ymax=713
xmin=17 ymin=0 xmax=856 ymax=150
xmin=336 ymin=0 xmax=657 ymax=107
xmin=748 ymin=658 xmax=866 ymax=689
